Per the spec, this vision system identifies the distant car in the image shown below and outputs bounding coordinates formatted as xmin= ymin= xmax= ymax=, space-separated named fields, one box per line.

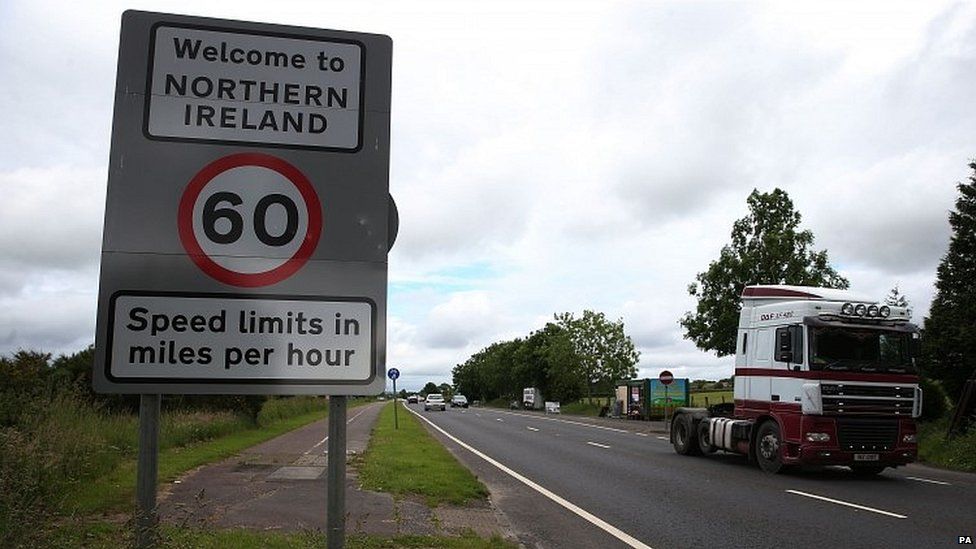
xmin=451 ymin=395 xmax=469 ymax=408
xmin=424 ymin=394 xmax=446 ymax=411
xmin=407 ymin=394 xmax=419 ymax=404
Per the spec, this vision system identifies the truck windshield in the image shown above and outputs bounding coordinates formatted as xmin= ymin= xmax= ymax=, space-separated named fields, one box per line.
xmin=809 ymin=327 xmax=916 ymax=373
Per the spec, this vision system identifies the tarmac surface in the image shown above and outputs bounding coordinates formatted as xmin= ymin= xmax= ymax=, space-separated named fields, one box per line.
xmin=410 ymin=403 xmax=976 ymax=549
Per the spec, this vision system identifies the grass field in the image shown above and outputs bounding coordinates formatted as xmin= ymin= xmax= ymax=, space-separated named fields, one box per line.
xmin=690 ymin=391 xmax=734 ymax=407
xmin=357 ymin=403 xmax=488 ymax=506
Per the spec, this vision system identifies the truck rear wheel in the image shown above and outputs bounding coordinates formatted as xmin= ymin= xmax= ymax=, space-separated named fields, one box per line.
xmin=671 ymin=413 xmax=701 ymax=455
xmin=755 ymin=420 xmax=785 ymax=474
xmin=697 ymin=420 xmax=716 ymax=454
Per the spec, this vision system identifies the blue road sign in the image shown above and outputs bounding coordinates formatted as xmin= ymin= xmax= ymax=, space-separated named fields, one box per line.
xmin=387 ymin=368 xmax=400 ymax=381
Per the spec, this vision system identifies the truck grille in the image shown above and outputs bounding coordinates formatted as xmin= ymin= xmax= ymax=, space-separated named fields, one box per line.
xmin=821 ymin=383 xmax=916 ymax=416
xmin=836 ymin=419 xmax=898 ymax=451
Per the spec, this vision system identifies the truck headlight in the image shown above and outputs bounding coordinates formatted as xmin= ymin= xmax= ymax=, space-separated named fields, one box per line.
xmin=806 ymin=432 xmax=831 ymax=442
xmin=902 ymin=434 xmax=917 ymax=444
xmin=855 ymin=304 xmax=867 ymax=316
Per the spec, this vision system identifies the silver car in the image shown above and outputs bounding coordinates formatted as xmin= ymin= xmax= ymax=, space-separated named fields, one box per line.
xmin=424 ymin=394 xmax=446 ymax=411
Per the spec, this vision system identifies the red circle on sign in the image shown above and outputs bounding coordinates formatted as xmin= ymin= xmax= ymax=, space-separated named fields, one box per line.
xmin=178 ymin=153 xmax=322 ymax=287
xmin=659 ymin=370 xmax=674 ymax=385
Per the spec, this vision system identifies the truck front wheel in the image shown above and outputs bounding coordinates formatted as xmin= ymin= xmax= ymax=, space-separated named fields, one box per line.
xmin=671 ymin=413 xmax=701 ymax=456
xmin=755 ymin=420 xmax=785 ymax=474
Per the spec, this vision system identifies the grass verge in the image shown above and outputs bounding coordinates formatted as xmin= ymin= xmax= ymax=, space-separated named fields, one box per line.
xmin=357 ymin=403 xmax=488 ymax=506
xmin=559 ymin=401 xmax=602 ymax=416
xmin=917 ymin=416 xmax=976 ymax=472
xmin=67 ymin=406 xmax=332 ymax=515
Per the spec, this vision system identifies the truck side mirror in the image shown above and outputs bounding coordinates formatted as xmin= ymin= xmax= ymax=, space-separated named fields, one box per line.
xmin=776 ymin=327 xmax=793 ymax=363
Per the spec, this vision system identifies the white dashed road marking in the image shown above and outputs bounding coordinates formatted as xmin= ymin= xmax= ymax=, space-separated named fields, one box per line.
xmin=785 ymin=490 xmax=907 ymax=519
xmin=905 ymin=476 xmax=951 ymax=486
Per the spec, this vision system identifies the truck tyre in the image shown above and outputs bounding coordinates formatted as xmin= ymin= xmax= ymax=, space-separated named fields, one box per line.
xmin=755 ymin=420 xmax=785 ymax=474
xmin=849 ymin=465 xmax=886 ymax=477
xmin=697 ymin=420 xmax=716 ymax=454
xmin=671 ymin=413 xmax=701 ymax=456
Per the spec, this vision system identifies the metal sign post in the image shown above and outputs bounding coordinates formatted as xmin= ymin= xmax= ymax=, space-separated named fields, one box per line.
xmin=388 ymin=368 xmax=400 ymax=429
xmin=326 ymin=396 xmax=347 ymax=549
xmin=135 ymin=394 xmax=161 ymax=548
xmin=660 ymin=370 xmax=674 ymax=428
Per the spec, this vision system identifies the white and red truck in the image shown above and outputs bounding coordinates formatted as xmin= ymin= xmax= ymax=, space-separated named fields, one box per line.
xmin=671 ymin=285 xmax=922 ymax=475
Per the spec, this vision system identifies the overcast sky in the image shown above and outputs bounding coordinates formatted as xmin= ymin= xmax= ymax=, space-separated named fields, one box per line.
xmin=2 ymin=1 xmax=974 ymax=391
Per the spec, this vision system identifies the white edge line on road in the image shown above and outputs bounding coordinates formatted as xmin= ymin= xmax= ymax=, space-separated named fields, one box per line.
xmin=306 ymin=406 xmax=371 ymax=454
xmin=635 ymin=433 xmax=649 ymax=437
xmin=403 ymin=403 xmax=653 ymax=549
xmin=587 ymin=441 xmax=611 ymax=449
xmin=527 ymin=426 xmax=540 ymax=432
xmin=656 ymin=436 xmax=668 ymax=441
xmin=905 ymin=476 xmax=951 ymax=486
xmin=497 ymin=418 xmax=504 ymax=422
xmin=785 ymin=490 xmax=907 ymax=519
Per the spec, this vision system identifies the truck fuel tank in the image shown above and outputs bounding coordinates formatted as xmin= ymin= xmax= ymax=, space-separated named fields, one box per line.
xmin=704 ymin=417 xmax=753 ymax=453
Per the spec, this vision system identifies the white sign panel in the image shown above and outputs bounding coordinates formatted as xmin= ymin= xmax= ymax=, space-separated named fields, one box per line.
xmin=147 ymin=25 xmax=363 ymax=150
xmin=108 ymin=293 xmax=374 ymax=384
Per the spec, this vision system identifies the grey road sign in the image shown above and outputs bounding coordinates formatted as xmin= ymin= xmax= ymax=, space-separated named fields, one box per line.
xmin=94 ymin=11 xmax=392 ymax=395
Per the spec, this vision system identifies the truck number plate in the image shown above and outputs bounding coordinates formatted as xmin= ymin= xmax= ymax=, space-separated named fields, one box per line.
xmin=854 ymin=453 xmax=880 ymax=462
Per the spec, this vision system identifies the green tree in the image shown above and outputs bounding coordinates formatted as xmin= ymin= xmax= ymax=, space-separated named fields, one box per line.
xmin=921 ymin=161 xmax=976 ymax=403
xmin=681 ymin=188 xmax=849 ymax=356
xmin=556 ymin=310 xmax=640 ymax=397
xmin=421 ymin=381 xmax=439 ymax=395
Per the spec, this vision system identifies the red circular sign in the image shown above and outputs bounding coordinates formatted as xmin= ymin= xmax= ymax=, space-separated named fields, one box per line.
xmin=178 ymin=153 xmax=322 ymax=287
xmin=659 ymin=370 xmax=674 ymax=385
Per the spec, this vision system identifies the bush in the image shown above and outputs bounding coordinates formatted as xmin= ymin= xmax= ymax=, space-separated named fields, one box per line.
xmin=919 ymin=377 xmax=949 ymax=422
xmin=918 ymin=416 xmax=976 ymax=471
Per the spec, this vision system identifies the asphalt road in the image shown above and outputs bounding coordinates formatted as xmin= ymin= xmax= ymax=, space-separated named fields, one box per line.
xmin=405 ymin=403 xmax=976 ymax=549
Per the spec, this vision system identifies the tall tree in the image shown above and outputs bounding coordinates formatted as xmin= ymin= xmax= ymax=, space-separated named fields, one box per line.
xmin=681 ymin=188 xmax=849 ymax=356
xmin=556 ymin=310 xmax=640 ymax=396
xmin=921 ymin=161 xmax=976 ymax=402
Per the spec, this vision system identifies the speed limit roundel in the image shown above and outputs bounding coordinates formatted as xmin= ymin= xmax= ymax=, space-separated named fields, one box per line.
xmin=178 ymin=153 xmax=322 ymax=287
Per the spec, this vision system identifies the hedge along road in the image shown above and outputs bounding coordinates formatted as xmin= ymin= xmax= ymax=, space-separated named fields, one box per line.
xmin=404 ymin=403 xmax=976 ymax=549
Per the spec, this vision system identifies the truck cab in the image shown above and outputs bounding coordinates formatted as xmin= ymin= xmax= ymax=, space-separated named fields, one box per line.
xmin=672 ymin=285 xmax=922 ymax=475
